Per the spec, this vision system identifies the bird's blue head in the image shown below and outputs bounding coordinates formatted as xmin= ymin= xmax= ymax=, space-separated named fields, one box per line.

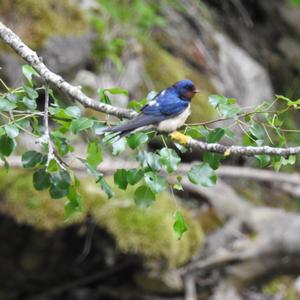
xmin=173 ymin=79 xmax=198 ymax=101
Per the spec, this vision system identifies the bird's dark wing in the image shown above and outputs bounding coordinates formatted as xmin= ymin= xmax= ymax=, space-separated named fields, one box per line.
xmin=101 ymin=113 xmax=166 ymax=134
xmin=142 ymin=92 xmax=189 ymax=116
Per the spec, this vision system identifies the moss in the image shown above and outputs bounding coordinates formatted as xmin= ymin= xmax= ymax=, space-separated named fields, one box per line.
xmin=0 ymin=0 xmax=87 ymax=49
xmin=0 ymin=170 xmax=83 ymax=230
xmin=90 ymin=185 xmax=203 ymax=267
xmin=262 ymin=276 xmax=297 ymax=300
xmin=0 ymin=170 xmax=204 ymax=267
xmin=143 ymin=42 xmax=216 ymax=123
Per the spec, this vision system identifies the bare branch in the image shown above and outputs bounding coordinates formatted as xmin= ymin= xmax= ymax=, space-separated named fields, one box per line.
xmin=184 ymin=274 xmax=197 ymax=300
xmin=186 ymin=137 xmax=300 ymax=156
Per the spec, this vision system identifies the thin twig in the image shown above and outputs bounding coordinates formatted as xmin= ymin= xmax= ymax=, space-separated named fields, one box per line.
xmin=43 ymin=86 xmax=66 ymax=170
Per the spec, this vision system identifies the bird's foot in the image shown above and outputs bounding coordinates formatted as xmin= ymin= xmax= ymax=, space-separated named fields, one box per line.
xmin=169 ymin=131 xmax=191 ymax=145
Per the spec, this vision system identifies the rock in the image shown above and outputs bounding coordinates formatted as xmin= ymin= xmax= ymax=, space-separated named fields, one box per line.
xmin=278 ymin=36 xmax=300 ymax=71
xmin=73 ymin=40 xmax=144 ymax=109
xmin=0 ymin=0 xmax=89 ymax=86
xmin=213 ymin=32 xmax=274 ymax=107
xmin=40 ymin=33 xmax=93 ymax=76
xmin=279 ymin=2 xmax=300 ymax=35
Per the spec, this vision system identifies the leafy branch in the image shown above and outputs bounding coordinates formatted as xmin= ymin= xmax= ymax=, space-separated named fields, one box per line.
xmin=1 ymin=21 xmax=300 ymax=238
xmin=1 ymin=21 xmax=300 ymax=157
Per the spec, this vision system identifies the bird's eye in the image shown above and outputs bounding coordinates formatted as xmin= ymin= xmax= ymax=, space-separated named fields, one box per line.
xmin=186 ymin=85 xmax=195 ymax=91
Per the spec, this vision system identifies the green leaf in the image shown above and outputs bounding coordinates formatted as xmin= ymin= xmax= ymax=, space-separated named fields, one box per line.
xmin=65 ymin=200 xmax=80 ymax=219
xmin=173 ymin=183 xmax=183 ymax=191
xmin=224 ymin=128 xmax=235 ymax=140
xmin=22 ymin=65 xmax=39 ymax=85
xmin=49 ymin=171 xmax=71 ymax=199
xmin=209 ymin=94 xmax=241 ymax=117
xmin=188 ymin=163 xmax=217 ymax=187
xmin=256 ymin=154 xmax=271 ymax=168
xmin=105 ymin=87 xmax=128 ymax=95
xmin=219 ymin=104 xmax=241 ymax=118
xmin=127 ymin=168 xmax=143 ymax=185
xmin=4 ymin=124 xmax=19 ymax=139
xmin=208 ymin=95 xmax=227 ymax=108
xmin=112 ymin=138 xmax=126 ymax=155
xmin=185 ymin=126 xmax=208 ymax=139
xmin=250 ymin=123 xmax=265 ymax=140
xmin=0 ymin=97 xmax=17 ymax=111
xmin=51 ymin=171 xmax=71 ymax=189
xmin=127 ymin=99 xmax=147 ymax=111
xmin=87 ymin=140 xmax=102 ymax=170
xmin=137 ymin=151 xmax=161 ymax=171
xmin=33 ymin=169 xmax=51 ymax=190
xmin=49 ymin=185 xmax=69 ymax=199
xmin=144 ymin=171 xmax=168 ymax=194
xmin=21 ymin=150 xmax=43 ymax=168
xmin=273 ymin=155 xmax=296 ymax=171
xmin=17 ymin=119 xmax=30 ymax=130
xmin=71 ymin=117 xmax=94 ymax=134
xmin=98 ymin=88 xmax=111 ymax=104
xmin=173 ymin=211 xmax=188 ymax=240
xmin=65 ymin=106 xmax=81 ymax=119
xmin=203 ymin=152 xmax=223 ymax=170
xmin=174 ymin=142 xmax=187 ymax=153
xmin=65 ymin=185 xmax=83 ymax=218
xmin=134 ymin=185 xmax=155 ymax=208
xmin=97 ymin=176 xmax=114 ymax=199
xmin=114 ymin=169 xmax=128 ymax=190
xmin=276 ymin=95 xmax=300 ymax=106
xmin=207 ymin=128 xmax=225 ymax=143
xmin=47 ymin=159 xmax=59 ymax=172
xmin=0 ymin=154 xmax=9 ymax=170
xmin=23 ymin=85 xmax=38 ymax=99
xmin=290 ymin=0 xmax=300 ymax=6
xmin=127 ymin=132 xmax=148 ymax=149
xmin=23 ymin=97 xmax=37 ymax=111
xmin=159 ymin=148 xmax=181 ymax=173
xmin=0 ymin=135 xmax=16 ymax=156
xmin=6 ymin=93 xmax=17 ymax=103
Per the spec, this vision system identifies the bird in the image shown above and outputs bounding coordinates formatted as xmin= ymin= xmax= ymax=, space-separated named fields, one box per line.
xmin=100 ymin=79 xmax=198 ymax=139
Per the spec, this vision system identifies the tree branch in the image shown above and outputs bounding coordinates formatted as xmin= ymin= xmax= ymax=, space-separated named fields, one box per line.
xmin=1 ymin=21 xmax=300 ymax=157
xmin=0 ymin=22 xmax=136 ymax=120
xmin=186 ymin=137 xmax=300 ymax=156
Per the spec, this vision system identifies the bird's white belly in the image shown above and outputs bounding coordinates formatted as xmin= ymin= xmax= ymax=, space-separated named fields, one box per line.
xmin=157 ymin=105 xmax=191 ymax=133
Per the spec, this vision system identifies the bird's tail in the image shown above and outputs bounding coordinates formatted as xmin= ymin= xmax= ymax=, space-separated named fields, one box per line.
xmin=97 ymin=114 xmax=163 ymax=140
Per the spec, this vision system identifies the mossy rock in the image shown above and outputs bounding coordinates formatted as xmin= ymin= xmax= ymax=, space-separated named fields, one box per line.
xmin=262 ymin=275 xmax=297 ymax=299
xmin=0 ymin=0 xmax=87 ymax=49
xmin=143 ymin=42 xmax=216 ymax=123
xmin=0 ymin=169 xmax=204 ymax=267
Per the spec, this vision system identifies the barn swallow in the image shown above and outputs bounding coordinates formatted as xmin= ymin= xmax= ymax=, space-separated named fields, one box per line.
xmin=101 ymin=79 xmax=198 ymax=138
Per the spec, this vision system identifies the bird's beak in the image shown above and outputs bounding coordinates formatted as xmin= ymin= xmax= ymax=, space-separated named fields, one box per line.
xmin=193 ymin=89 xmax=200 ymax=94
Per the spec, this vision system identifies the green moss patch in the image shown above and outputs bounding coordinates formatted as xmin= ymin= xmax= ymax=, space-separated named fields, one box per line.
xmin=0 ymin=0 xmax=87 ymax=48
xmin=0 ymin=169 xmax=204 ymax=267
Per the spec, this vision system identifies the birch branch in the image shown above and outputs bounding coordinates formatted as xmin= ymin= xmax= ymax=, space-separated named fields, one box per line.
xmin=1 ymin=21 xmax=300 ymax=156
xmin=0 ymin=22 xmax=136 ymax=120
